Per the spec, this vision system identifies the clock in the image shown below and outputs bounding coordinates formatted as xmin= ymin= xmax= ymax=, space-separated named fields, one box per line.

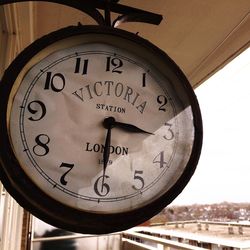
xmin=0 ymin=25 xmax=202 ymax=234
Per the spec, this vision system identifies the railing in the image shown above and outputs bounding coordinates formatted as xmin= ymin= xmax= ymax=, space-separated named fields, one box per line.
xmin=163 ymin=220 xmax=250 ymax=235
xmin=31 ymin=228 xmax=209 ymax=250
xmin=6 ymin=220 xmax=249 ymax=250
xmin=164 ymin=220 xmax=250 ymax=227
xmin=122 ymin=231 xmax=208 ymax=250
xmin=29 ymin=221 xmax=250 ymax=250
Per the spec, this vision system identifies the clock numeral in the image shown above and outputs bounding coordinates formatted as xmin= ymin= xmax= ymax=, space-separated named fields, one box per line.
xmin=132 ymin=170 xmax=145 ymax=190
xmin=106 ymin=56 xmax=123 ymax=74
xmin=74 ymin=57 xmax=88 ymax=75
xmin=59 ymin=162 xmax=74 ymax=186
xmin=157 ymin=95 xmax=168 ymax=112
xmin=33 ymin=134 xmax=50 ymax=156
xmin=44 ymin=72 xmax=65 ymax=92
xmin=153 ymin=151 xmax=167 ymax=168
xmin=27 ymin=100 xmax=46 ymax=121
xmin=164 ymin=122 xmax=174 ymax=140
xmin=94 ymin=175 xmax=110 ymax=197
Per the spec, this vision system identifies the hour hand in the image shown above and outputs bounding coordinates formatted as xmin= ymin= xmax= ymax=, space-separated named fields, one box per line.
xmin=103 ymin=116 xmax=153 ymax=135
xmin=102 ymin=117 xmax=115 ymax=173
xmin=114 ymin=121 xmax=154 ymax=135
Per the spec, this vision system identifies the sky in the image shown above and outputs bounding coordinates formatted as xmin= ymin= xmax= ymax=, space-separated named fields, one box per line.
xmin=172 ymin=47 xmax=250 ymax=206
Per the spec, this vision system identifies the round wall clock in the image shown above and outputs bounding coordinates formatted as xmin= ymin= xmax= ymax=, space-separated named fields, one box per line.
xmin=0 ymin=25 xmax=202 ymax=234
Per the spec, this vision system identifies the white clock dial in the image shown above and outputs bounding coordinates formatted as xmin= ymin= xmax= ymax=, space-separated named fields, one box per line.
xmin=0 ymin=26 xmax=202 ymax=233
xmin=9 ymin=42 xmax=194 ymax=214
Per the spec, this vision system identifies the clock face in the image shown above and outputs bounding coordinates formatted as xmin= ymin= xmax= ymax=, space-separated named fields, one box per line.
xmin=0 ymin=26 xmax=202 ymax=232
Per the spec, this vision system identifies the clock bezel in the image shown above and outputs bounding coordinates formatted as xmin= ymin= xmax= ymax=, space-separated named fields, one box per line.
xmin=0 ymin=25 xmax=202 ymax=234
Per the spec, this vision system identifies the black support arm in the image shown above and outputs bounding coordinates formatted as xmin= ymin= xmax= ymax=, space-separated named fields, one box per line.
xmin=0 ymin=0 xmax=162 ymax=26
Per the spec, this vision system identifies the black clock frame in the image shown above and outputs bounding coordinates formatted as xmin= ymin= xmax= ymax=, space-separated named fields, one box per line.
xmin=0 ymin=25 xmax=202 ymax=234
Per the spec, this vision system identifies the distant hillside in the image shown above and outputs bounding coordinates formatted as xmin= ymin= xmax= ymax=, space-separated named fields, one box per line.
xmin=150 ymin=202 xmax=250 ymax=224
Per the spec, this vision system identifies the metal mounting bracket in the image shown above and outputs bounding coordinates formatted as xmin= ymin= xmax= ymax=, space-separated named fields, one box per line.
xmin=0 ymin=0 xmax=163 ymax=27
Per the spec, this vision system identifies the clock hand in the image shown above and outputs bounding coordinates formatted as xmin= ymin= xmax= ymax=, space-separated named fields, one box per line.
xmin=103 ymin=126 xmax=112 ymax=174
xmin=103 ymin=116 xmax=153 ymax=135
xmin=102 ymin=117 xmax=115 ymax=174
xmin=114 ymin=120 xmax=154 ymax=135
xmin=102 ymin=117 xmax=153 ymax=174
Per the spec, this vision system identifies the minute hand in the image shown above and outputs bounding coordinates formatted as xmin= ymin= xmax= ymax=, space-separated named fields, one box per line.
xmin=114 ymin=121 xmax=154 ymax=135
